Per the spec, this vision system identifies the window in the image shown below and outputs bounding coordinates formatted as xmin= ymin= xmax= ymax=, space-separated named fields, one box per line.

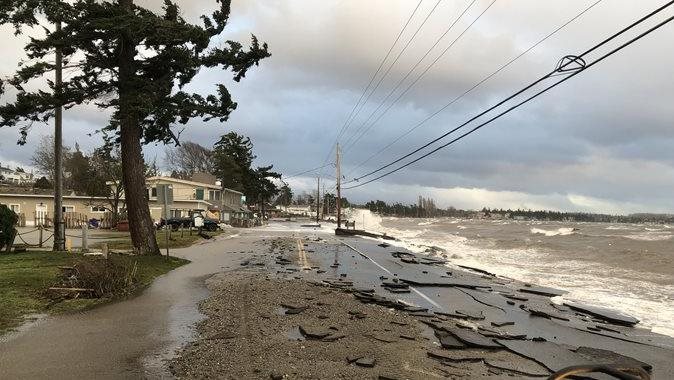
xmin=151 ymin=187 xmax=157 ymax=198
xmin=209 ymin=190 xmax=221 ymax=201
xmin=9 ymin=204 xmax=20 ymax=214
xmin=195 ymin=188 xmax=204 ymax=200
xmin=63 ymin=205 xmax=75 ymax=213
xmin=90 ymin=206 xmax=107 ymax=213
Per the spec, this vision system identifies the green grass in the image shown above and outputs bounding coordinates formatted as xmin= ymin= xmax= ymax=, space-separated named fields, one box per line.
xmin=92 ymin=230 xmax=222 ymax=251
xmin=0 ymin=251 xmax=189 ymax=333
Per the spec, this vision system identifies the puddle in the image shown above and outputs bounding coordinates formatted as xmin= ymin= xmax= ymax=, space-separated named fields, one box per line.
xmin=287 ymin=326 xmax=306 ymax=341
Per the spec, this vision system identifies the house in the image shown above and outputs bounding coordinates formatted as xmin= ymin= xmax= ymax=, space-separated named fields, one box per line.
xmin=0 ymin=165 xmax=34 ymax=185
xmin=0 ymin=186 xmax=113 ymax=227
xmin=0 ymin=175 xmax=249 ymax=228
xmin=141 ymin=176 xmax=248 ymax=223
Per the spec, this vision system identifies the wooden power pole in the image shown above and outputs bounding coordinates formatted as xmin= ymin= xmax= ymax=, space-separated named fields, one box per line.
xmin=336 ymin=143 xmax=342 ymax=229
xmin=316 ymin=176 xmax=320 ymax=224
xmin=53 ymin=21 xmax=65 ymax=251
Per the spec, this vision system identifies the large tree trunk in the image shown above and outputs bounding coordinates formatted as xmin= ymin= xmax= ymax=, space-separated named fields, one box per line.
xmin=118 ymin=0 xmax=159 ymax=255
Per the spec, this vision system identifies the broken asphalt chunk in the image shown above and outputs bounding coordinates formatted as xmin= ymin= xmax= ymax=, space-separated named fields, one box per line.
xmin=355 ymin=357 xmax=376 ymax=368
xmin=497 ymin=340 xmax=592 ymax=372
xmin=281 ymin=304 xmax=308 ymax=315
xmin=574 ymin=346 xmax=652 ymax=372
xmin=447 ymin=328 xmax=501 ymax=349
xmin=484 ymin=359 xmax=550 ymax=377
xmin=457 ymin=265 xmax=496 ymax=277
xmin=298 ymin=325 xmax=331 ymax=339
xmin=563 ymin=302 xmax=639 ymax=326
xmin=518 ymin=284 xmax=566 ymax=297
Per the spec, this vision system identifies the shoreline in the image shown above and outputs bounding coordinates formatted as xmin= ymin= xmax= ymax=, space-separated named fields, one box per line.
xmin=358 ymin=214 xmax=674 ymax=338
xmin=171 ymin=223 xmax=674 ymax=379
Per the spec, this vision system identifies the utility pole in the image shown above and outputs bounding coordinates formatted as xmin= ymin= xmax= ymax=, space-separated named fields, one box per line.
xmin=53 ymin=21 xmax=65 ymax=251
xmin=336 ymin=143 xmax=342 ymax=229
xmin=316 ymin=176 xmax=320 ymax=224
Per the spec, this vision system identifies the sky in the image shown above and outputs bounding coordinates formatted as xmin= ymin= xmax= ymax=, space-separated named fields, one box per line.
xmin=1 ymin=0 xmax=673 ymax=214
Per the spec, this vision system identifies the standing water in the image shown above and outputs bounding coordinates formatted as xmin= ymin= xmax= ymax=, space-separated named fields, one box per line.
xmin=348 ymin=209 xmax=674 ymax=337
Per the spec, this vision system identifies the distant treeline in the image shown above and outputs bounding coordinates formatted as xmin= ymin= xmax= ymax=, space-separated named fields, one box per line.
xmin=358 ymin=199 xmax=674 ymax=224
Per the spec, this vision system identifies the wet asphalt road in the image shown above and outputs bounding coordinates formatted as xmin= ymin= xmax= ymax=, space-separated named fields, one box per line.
xmin=304 ymin=233 xmax=674 ymax=378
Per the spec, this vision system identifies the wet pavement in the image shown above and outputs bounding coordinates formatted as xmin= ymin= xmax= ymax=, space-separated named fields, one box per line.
xmin=0 ymin=231 xmax=261 ymax=379
xmin=256 ymin=224 xmax=674 ymax=379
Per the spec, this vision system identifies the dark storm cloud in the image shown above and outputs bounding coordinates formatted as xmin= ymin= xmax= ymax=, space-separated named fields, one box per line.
xmin=1 ymin=0 xmax=673 ymax=213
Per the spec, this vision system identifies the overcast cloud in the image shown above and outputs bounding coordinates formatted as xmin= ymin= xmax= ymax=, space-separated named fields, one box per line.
xmin=1 ymin=0 xmax=673 ymax=214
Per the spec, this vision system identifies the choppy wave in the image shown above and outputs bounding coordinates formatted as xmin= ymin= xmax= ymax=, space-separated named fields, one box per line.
xmin=624 ymin=233 xmax=673 ymax=241
xmin=606 ymin=225 xmax=637 ymax=230
xmin=347 ymin=209 xmax=674 ymax=337
xmin=531 ymin=227 xmax=577 ymax=236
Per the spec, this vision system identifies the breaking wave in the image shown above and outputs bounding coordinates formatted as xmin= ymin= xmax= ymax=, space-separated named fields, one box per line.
xmin=531 ymin=227 xmax=577 ymax=236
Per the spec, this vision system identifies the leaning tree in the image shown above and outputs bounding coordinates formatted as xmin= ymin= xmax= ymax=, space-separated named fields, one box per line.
xmin=0 ymin=0 xmax=270 ymax=254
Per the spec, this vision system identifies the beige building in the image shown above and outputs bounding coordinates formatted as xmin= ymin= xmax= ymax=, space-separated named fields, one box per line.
xmin=142 ymin=176 xmax=247 ymax=222
xmin=0 ymin=191 xmax=111 ymax=227
xmin=0 ymin=176 xmax=248 ymax=227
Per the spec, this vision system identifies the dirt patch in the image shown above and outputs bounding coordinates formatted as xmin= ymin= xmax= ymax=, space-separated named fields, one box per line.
xmin=170 ymin=271 xmax=448 ymax=379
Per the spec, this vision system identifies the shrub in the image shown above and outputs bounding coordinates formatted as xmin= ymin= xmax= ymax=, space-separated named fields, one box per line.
xmin=54 ymin=254 xmax=139 ymax=298
xmin=0 ymin=204 xmax=18 ymax=251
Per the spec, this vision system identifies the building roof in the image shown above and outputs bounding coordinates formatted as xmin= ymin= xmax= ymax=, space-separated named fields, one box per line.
xmin=146 ymin=176 xmax=243 ymax=195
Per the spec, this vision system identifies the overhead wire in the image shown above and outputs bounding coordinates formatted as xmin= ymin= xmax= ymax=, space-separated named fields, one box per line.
xmin=344 ymin=2 xmax=674 ymax=189
xmin=341 ymin=0 xmax=492 ymax=154
xmin=318 ymin=0 xmax=425 ymax=175
xmin=284 ymin=163 xmax=334 ymax=180
xmin=344 ymin=0 xmax=604 ymax=178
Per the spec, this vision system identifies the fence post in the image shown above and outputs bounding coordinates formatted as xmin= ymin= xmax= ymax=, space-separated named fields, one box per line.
xmin=38 ymin=225 xmax=43 ymax=248
xmin=82 ymin=223 xmax=88 ymax=253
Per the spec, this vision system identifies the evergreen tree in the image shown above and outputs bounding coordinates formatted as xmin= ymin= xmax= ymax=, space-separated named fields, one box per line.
xmin=0 ymin=1 xmax=270 ymax=254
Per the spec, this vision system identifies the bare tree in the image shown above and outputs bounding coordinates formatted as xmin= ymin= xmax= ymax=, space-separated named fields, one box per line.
xmin=31 ymin=135 xmax=70 ymax=180
xmin=164 ymin=141 xmax=213 ymax=177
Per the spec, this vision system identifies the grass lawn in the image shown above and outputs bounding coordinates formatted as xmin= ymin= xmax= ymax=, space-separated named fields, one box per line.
xmin=91 ymin=230 xmax=223 ymax=251
xmin=0 ymin=251 xmax=189 ymax=334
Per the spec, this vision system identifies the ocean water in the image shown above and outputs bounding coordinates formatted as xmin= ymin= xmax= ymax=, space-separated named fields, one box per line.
xmin=346 ymin=209 xmax=674 ymax=337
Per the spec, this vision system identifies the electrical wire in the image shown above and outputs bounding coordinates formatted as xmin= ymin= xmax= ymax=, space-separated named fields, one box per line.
xmin=345 ymin=4 xmax=674 ymax=189
xmin=345 ymin=0 xmax=603 ymax=178
xmin=341 ymin=0 xmax=492 ymax=154
xmin=319 ymin=0 xmax=425 ymax=173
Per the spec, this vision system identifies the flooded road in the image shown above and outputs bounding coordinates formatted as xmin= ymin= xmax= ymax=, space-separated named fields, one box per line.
xmin=0 ymin=231 xmax=258 ymax=379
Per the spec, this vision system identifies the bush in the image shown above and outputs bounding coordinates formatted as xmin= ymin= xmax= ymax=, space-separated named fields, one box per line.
xmin=54 ymin=254 xmax=139 ymax=298
xmin=0 ymin=205 xmax=18 ymax=251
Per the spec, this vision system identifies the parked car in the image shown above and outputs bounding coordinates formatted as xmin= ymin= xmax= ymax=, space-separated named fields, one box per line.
xmin=158 ymin=210 xmax=221 ymax=231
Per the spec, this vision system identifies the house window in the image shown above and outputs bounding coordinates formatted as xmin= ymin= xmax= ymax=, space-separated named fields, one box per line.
xmin=151 ymin=187 xmax=157 ymax=198
xmin=195 ymin=188 xmax=204 ymax=200
xmin=209 ymin=190 xmax=221 ymax=201
xmin=9 ymin=204 xmax=20 ymax=214
xmin=90 ymin=206 xmax=107 ymax=213
xmin=63 ymin=205 xmax=75 ymax=213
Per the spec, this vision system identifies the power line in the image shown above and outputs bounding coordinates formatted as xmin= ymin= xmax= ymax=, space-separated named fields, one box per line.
xmin=341 ymin=0 xmax=490 ymax=154
xmin=284 ymin=163 xmax=334 ymax=179
xmin=324 ymin=0 xmax=443 ymax=176
xmin=349 ymin=0 xmax=672 ymax=184
xmin=319 ymin=0 xmax=425 ymax=174
xmin=345 ymin=0 xmax=603 ymax=178
xmin=345 ymin=3 xmax=674 ymax=189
